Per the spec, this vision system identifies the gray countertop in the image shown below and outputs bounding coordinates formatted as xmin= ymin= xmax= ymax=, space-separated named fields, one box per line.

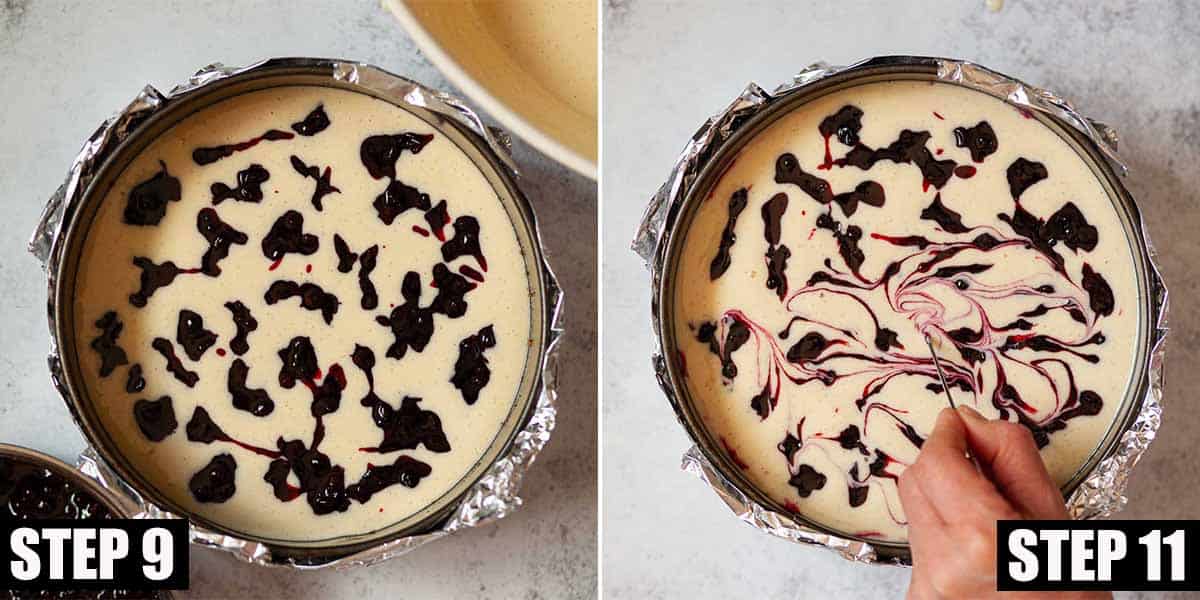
xmin=602 ymin=1 xmax=1199 ymax=598
xmin=0 ymin=1 xmax=596 ymax=598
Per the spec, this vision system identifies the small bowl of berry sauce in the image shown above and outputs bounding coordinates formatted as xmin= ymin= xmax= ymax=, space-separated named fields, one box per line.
xmin=0 ymin=444 xmax=127 ymax=521
xmin=0 ymin=443 xmax=168 ymax=598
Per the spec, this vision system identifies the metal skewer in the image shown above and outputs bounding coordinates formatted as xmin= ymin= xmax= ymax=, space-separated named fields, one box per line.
xmin=924 ymin=332 xmax=982 ymax=468
xmin=924 ymin=332 xmax=956 ymax=409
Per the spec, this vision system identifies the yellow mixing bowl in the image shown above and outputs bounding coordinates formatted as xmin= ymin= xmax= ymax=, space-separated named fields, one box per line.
xmin=386 ymin=0 xmax=598 ymax=179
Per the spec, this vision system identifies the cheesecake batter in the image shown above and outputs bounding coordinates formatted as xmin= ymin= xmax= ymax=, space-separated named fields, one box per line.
xmin=73 ymin=85 xmax=537 ymax=542
xmin=673 ymin=80 xmax=1140 ymax=542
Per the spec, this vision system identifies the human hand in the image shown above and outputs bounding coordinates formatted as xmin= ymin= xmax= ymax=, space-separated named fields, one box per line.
xmin=899 ymin=406 xmax=1111 ymax=600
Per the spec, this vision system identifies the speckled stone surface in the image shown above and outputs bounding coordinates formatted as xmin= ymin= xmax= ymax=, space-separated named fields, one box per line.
xmin=0 ymin=1 xmax=596 ymax=598
xmin=602 ymin=1 xmax=1199 ymax=598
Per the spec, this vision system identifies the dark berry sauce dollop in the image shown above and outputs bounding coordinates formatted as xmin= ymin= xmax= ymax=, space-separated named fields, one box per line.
xmin=210 ymin=164 xmax=270 ymax=205
xmin=176 ymin=309 xmax=217 ymax=361
xmin=451 ymin=325 xmax=497 ymax=405
xmin=261 ymin=210 xmax=319 ymax=261
xmin=291 ymin=105 xmax=330 ymax=136
xmin=189 ymin=453 xmax=237 ymax=503
xmin=133 ymin=396 xmax=178 ymax=442
xmin=123 ymin=161 xmax=181 ymax=226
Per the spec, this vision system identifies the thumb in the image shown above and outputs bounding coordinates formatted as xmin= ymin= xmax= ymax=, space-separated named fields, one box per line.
xmin=956 ymin=406 xmax=1068 ymax=519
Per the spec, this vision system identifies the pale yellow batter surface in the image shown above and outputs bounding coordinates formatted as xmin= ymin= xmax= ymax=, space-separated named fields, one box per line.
xmin=73 ymin=86 xmax=535 ymax=542
xmin=674 ymin=81 xmax=1141 ymax=542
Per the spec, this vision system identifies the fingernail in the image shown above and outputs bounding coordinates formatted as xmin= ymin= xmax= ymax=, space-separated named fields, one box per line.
xmin=957 ymin=405 xmax=985 ymax=422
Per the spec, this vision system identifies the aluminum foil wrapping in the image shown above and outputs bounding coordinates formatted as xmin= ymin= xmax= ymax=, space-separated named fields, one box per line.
xmin=634 ymin=56 xmax=1168 ymax=565
xmin=29 ymin=58 xmax=563 ymax=569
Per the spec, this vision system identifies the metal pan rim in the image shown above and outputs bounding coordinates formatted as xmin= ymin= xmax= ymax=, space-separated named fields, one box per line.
xmin=45 ymin=58 xmax=556 ymax=564
xmin=652 ymin=55 xmax=1163 ymax=561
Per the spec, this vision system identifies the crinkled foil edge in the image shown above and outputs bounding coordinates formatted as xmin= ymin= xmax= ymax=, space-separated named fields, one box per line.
xmin=634 ymin=56 xmax=1168 ymax=566
xmin=30 ymin=57 xmax=563 ymax=570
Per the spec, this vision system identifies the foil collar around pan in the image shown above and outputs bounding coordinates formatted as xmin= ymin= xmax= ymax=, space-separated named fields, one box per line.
xmin=29 ymin=58 xmax=564 ymax=569
xmin=634 ymin=56 xmax=1169 ymax=566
